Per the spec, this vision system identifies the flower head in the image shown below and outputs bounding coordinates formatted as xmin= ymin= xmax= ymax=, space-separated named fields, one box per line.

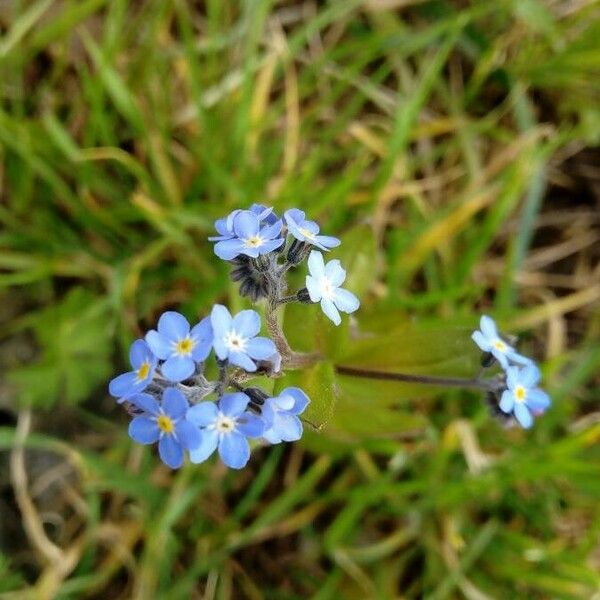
xmin=213 ymin=210 xmax=284 ymax=260
xmin=499 ymin=364 xmax=551 ymax=428
xmin=145 ymin=311 xmax=213 ymax=382
xmin=284 ymin=208 xmax=340 ymax=251
xmin=210 ymin=305 xmax=276 ymax=372
xmin=305 ymin=250 xmax=360 ymax=325
xmin=128 ymin=388 xmax=202 ymax=469
xmin=186 ymin=393 xmax=264 ymax=469
xmin=262 ymin=387 xmax=310 ymax=444
xmin=471 ymin=315 xmax=531 ymax=369
xmin=109 ymin=339 xmax=158 ymax=401
xmin=209 ymin=205 xmax=277 ymax=242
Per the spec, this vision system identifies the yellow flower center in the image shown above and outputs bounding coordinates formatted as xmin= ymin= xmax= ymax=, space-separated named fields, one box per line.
xmin=299 ymin=227 xmax=315 ymax=240
xmin=175 ymin=337 xmax=195 ymax=356
xmin=136 ymin=361 xmax=151 ymax=381
xmin=245 ymin=235 xmax=263 ymax=248
xmin=515 ymin=386 xmax=527 ymax=403
xmin=494 ymin=340 xmax=506 ymax=352
xmin=157 ymin=415 xmax=174 ymax=434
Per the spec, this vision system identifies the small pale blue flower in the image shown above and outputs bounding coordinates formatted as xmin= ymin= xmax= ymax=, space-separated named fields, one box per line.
xmin=109 ymin=339 xmax=158 ymax=402
xmin=209 ymin=204 xmax=277 ymax=242
xmin=128 ymin=388 xmax=202 ymax=469
xmin=306 ymin=250 xmax=360 ymax=326
xmin=186 ymin=393 xmax=264 ymax=469
xmin=145 ymin=311 xmax=213 ymax=382
xmin=213 ymin=210 xmax=283 ymax=260
xmin=472 ymin=315 xmax=531 ymax=369
xmin=284 ymin=208 xmax=340 ymax=251
xmin=210 ymin=304 xmax=276 ymax=372
xmin=262 ymin=387 xmax=310 ymax=444
xmin=499 ymin=364 xmax=551 ymax=428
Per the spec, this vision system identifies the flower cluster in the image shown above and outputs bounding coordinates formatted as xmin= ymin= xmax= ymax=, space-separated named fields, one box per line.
xmin=472 ymin=315 xmax=551 ymax=428
xmin=109 ymin=308 xmax=310 ymax=469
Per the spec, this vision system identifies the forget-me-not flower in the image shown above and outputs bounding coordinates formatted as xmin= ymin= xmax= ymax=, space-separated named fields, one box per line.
xmin=305 ymin=250 xmax=360 ymax=325
xmin=500 ymin=364 xmax=551 ymax=428
xmin=213 ymin=210 xmax=284 ymax=260
xmin=187 ymin=393 xmax=264 ymax=469
xmin=128 ymin=389 xmax=202 ymax=469
xmin=262 ymin=387 xmax=310 ymax=444
xmin=471 ymin=315 xmax=531 ymax=369
xmin=145 ymin=311 xmax=213 ymax=382
xmin=211 ymin=304 xmax=276 ymax=372
xmin=209 ymin=204 xmax=277 ymax=242
xmin=284 ymin=208 xmax=340 ymax=251
xmin=109 ymin=339 xmax=157 ymax=402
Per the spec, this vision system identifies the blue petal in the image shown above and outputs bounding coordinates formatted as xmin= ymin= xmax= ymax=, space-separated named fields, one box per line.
xmin=191 ymin=338 xmax=213 ymax=362
xmin=245 ymin=337 xmax=276 ymax=360
xmin=519 ymin=364 xmax=541 ymax=388
xmin=284 ymin=208 xmax=305 ymax=226
xmin=258 ymin=238 xmax=285 ymax=254
xmin=157 ymin=311 xmax=190 ymax=342
xmin=305 ymin=275 xmax=322 ymax=302
xmin=191 ymin=317 xmax=213 ymax=361
xmin=161 ymin=355 xmax=195 ymax=382
xmin=210 ymin=304 xmax=233 ymax=339
xmin=270 ymin=394 xmax=295 ymax=411
xmin=307 ymin=250 xmax=325 ymax=278
xmin=260 ymin=403 xmax=275 ymax=428
xmin=189 ymin=429 xmax=219 ymax=464
xmin=514 ymin=403 xmax=533 ymax=429
xmin=480 ymin=315 xmax=497 ymax=339
xmin=236 ymin=413 xmax=265 ymax=438
xmin=320 ymin=297 xmax=341 ymax=325
xmin=324 ymin=260 xmax=346 ymax=286
xmin=229 ymin=350 xmax=257 ymax=372
xmin=129 ymin=339 xmax=151 ymax=368
xmin=260 ymin=220 xmax=283 ymax=240
xmin=471 ymin=331 xmax=491 ymax=352
xmin=145 ymin=330 xmax=172 ymax=360
xmin=131 ymin=393 xmax=161 ymax=415
xmin=219 ymin=393 xmax=250 ymax=417
xmin=232 ymin=309 xmax=260 ymax=338
xmin=162 ymin=387 xmax=189 ymax=418
xmin=506 ymin=366 xmax=520 ymax=389
xmin=286 ymin=220 xmax=305 ymax=241
xmin=273 ymin=413 xmax=303 ymax=442
xmin=333 ymin=288 xmax=360 ymax=314
xmin=129 ymin=417 xmax=160 ymax=444
xmin=263 ymin=427 xmax=282 ymax=444
xmin=175 ymin=420 xmax=202 ymax=451
xmin=282 ymin=387 xmax=310 ymax=414
xmin=499 ymin=390 xmax=514 ymax=414
xmin=214 ymin=239 xmax=245 ymax=260
xmin=233 ymin=210 xmax=260 ymax=238
xmin=214 ymin=217 xmax=232 ymax=237
xmin=527 ymin=389 xmax=551 ymax=411
xmin=159 ymin=435 xmax=184 ymax=469
xmin=491 ymin=348 xmax=509 ymax=369
xmin=186 ymin=402 xmax=218 ymax=427
xmin=218 ymin=432 xmax=250 ymax=469
xmin=109 ymin=371 xmax=142 ymax=399
xmin=314 ymin=235 xmax=341 ymax=249
xmin=507 ymin=351 xmax=533 ymax=366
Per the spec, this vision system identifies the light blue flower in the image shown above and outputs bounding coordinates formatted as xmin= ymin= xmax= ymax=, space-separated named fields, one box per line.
xmin=471 ymin=315 xmax=531 ymax=369
xmin=262 ymin=387 xmax=310 ymax=444
xmin=128 ymin=388 xmax=202 ymax=469
xmin=145 ymin=311 xmax=213 ymax=382
xmin=305 ymin=250 xmax=360 ymax=325
xmin=213 ymin=210 xmax=284 ymax=260
xmin=209 ymin=204 xmax=277 ymax=242
xmin=284 ymin=208 xmax=340 ymax=251
xmin=186 ymin=393 xmax=264 ymax=469
xmin=210 ymin=304 xmax=276 ymax=372
xmin=109 ymin=339 xmax=158 ymax=402
xmin=499 ymin=364 xmax=551 ymax=428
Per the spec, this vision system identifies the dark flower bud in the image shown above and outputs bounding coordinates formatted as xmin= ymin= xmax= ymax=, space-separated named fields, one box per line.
xmin=480 ymin=351 xmax=495 ymax=367
xmin=296 ymin=288 xmax=313 ymax=303
xmin=287 ymin=239 xmax=309 ymax=266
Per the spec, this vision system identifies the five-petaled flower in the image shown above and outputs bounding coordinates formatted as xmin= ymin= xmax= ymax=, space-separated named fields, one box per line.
xmin=213 ymin=209 xmax=284 ymax=260
xmin=471 ymin=315 xmax=531 ymax=369
xmin=284 ymin=208 xmax=340 ymax=251
xmin=262 ymin=387 xmax=310 ymax=444
xmin=145 ymin=311 xmax=213 ymax=382
xmin=187 ymin=393 xmax=264 ymax=469
xmin=128 ymin=389 xmax=202 ymax=469
xmin=109 ymin=339 xmax=157 ymax=401
xmin=305 ymin=250 xmax=360 ymax=325
xmin=209 ymin=204 xmax=277 ymax=242
xmin=500 ymin=364 xmax=551 ymax=428
xmin=211 ymin=304 xmax=276 ymax=372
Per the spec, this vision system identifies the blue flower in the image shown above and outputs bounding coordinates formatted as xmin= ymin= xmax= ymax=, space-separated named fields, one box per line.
xmin=210 ymin=304 xmax=276 ymax=372
xmin=145 ymin=311 xmax=213 ymax=383
xmin=499 ymin=364 xmax=551 ymax=428
xmin=213 ymin=210 xmax=284 ymax=260
xmin=186 ymin=393 xmax=264 ymax=469
xmin=262 ymin=387 xmax=310 ymax=444
xmin=209 ymin=205 xmax=277 ymax=242
xmin=305 ymin=250 xmax=360 ymax=326
xmin=128 ymin=388 xmax=202 ymax=469
xmin=471 ymin=315 xmax=531 ymax=369
xmin=109 ymin=339 xmax=158 ymax=402
xmin=284 ymin=208 xmax=340 ymax=251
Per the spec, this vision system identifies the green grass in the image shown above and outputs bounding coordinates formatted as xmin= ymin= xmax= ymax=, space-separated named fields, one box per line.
xmin=1 ymin=0 xmax=599 ymax=597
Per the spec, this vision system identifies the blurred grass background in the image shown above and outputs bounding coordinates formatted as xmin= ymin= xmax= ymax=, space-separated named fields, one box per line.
xmin=1 ymin=0 xmax=600 ymax=598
